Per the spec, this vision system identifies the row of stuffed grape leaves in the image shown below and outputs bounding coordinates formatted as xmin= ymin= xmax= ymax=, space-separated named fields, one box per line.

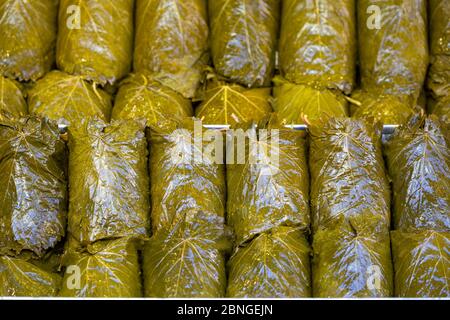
xmin=385 ymin=116 xmax=449 ymax=298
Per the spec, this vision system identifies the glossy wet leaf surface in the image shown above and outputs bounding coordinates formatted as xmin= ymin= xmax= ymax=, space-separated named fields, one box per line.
xmin=273 ymin=76 xmax=348 ymax=126
xmin=358 ymin=0 xmax=428 ymax=102
xmin=0 ymin=0 xmax=58 ymax=81
xmin=28 ymin=71 xmax=112 ymax=127
xmin=134 ymin=0 xmax=209 ymax=98
xmin=309 ymin=118 xmax=391 ymax=233
xmin=427 ymin=0 xmax=450 ymax=99
xmin=312 ymin=219 xmax=393 ymax=298
xmin=0 ymin=76 xmax=27 ymax=118
xmin=112 ymin=73 xmax=193 ymax=126
xmin=0 ymin=116 xmax=67 ymax=257
xmin=68 ymin=118 xmax=150 ymax=245
xmin=391 ymin=230 xmax=450 ymax=297
xmin=196 ymin=78 xmax=272 ymax=127
xmin=227 ymin=117 xmax=310 ymax=245
xmin=60 ymin=237 xmax=142 ymax=297
xmin=0 ymin=255 xmax=61 ymax=297
xmin=279 ymin=0 xmax=356 ymax=93
xmin=209 ymin=0 xmax=279 ymax=87
xmin=143 ymin=213 xmax=229 ymax=298
xmin=385 ymin=116 xmax=450 ymax=232
xmin=148 ymin=118 xmax=225 ymax=233
xmin=57 ymin=0 xmax=134 ymax=85
xmin=227 ymin=227 xmax=311 ymax=298
xmin=350 ymin=89 xmax=417 ymax=126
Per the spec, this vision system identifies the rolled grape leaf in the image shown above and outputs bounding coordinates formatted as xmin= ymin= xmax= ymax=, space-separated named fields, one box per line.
xmin=68 ymin=118 xmax=150 ymax=245
xmin=350 ymin=89 xmax=417 ymax=126
xmin=384 ymin=116 xmax=450 ymax=232
xmin=312 ymin=218 xmax=393 ymax=298
xmin=227 ymin=227 xmax=311 ymax=298
xmin=0 ymin=76 xmax=27 ymax=118
xmin=59 ymin=237 xmax=142 ymax=297
xmin=0 ymin=256 xmax=61 ymax=297
xmin=28 ymin=71 xmax=112 ymax=127
xmin=279 ymin=0 xmax=356 ymax=93
xmin=0 ymin=116 xmax=67 ymax=257
xmin=195 ymin=77 xmax=272 ymax=127
xmin=57 ymin=0 xmax=134 ymax=85
xmin=209 ymin=0 xmax=279 ymax=87
xmin=111 ymin=73 xmax=193 ymax=125
xmin=427 ymin=0 xmax=450 ymax=99
xmin=272 ymin=76 xmax=348 ymax=127
xmin=134 ymin=0 xmax=209 ymax=98
xmin=143 ymin=212 xmax=229 ymax=298
xmin=432 ymin=96 xmax=450 ymax=121
xmin=0 ymin=0 xmax=58 ymax=81
xmin=309 ymin=118 xmax=390 ymax=233
xmin=148 ymin=118 xmax=225 ymax=233
xmin=358 ymin=0 xmax=428 ymax=103
xmin=391 ymin=230 xmax=450 ymax=297
xmin=227 ymin=117 xmax=310 ymax=245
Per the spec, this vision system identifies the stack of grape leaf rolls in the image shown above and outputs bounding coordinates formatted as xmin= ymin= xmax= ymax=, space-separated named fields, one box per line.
xmin=143 ymin=118 xmax=229 ymax=297
xmin=385 ymin=116 xmax=450 ymax=297
xmin=0 ymin=116 xmax=67 ymax=296
xmin=226 ymin=116 xmax=312 ymax=297
xmin=309 ymin=118 xmax=393 ymax=297
xmin=59 ymin=118 xmax=149 ymax=297
xmin=0 ymin=0 xmax=448 ymax=299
